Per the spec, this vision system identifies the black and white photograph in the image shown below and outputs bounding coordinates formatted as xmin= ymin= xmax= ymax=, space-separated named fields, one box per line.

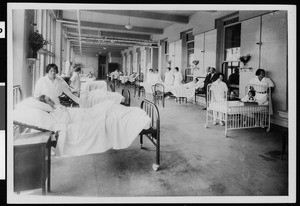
xmin=6 ymin=3 xmax=296 ymax=204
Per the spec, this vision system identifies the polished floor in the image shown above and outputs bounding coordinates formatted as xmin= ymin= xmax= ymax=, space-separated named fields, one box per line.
xmin=16 ymin=85 xmax=289 ymax=202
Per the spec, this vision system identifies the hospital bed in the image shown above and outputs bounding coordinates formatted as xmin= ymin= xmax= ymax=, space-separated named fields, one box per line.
xmin=163 ymin=77 xmax=206 ymax=103
xmin=13 ymin=86 xmax=161 ymax=173
xmin=81 ymin=80 xmax=107 ymax=95
xmin=205 ymin=83 xmax=271 ymax=137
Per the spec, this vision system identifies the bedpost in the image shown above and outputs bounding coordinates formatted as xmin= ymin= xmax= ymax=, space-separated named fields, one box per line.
xmin=140 ymin=99 xmax=160 ymax=171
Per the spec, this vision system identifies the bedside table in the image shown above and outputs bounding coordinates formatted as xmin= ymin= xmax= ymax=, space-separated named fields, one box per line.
xmin=14 ymin=131 xmax=52 ymax=195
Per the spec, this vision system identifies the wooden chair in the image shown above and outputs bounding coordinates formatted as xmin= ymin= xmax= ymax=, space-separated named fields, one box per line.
xmin=151 ymin=83 xmax=165 ymax=108
xmin=134 ymin=73 xmax=145 ymax=98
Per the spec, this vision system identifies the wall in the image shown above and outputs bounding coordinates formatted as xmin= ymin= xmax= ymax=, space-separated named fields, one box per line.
xmin=109 ymin=51 xmax=122 ymax=66
xmin=152 ymin=11 xmax=234 ymax=43
xmin=151 ymin=10 xmax=289 ymax=127
xmin=73 ymin=52 xmax=98 ymax=76
xmin=239 ymin=11 xmax=288 ymax=123
xmin=239 ymin=10 xmax=274 ymax=21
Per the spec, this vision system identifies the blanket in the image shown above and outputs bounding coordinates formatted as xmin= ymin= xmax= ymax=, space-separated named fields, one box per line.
xmin=54 ymin=100 xmax=151 ymax=157
xmin=79 ymin=89 xmax=125 ymax=108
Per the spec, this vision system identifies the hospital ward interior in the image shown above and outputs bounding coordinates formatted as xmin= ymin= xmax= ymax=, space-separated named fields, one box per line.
xmin=9 ymin=6 xmax=293 ymax=202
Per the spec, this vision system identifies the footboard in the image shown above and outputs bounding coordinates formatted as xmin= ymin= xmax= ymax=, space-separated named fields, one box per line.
xmin=139 ymin=99 xmax=160 ymax=171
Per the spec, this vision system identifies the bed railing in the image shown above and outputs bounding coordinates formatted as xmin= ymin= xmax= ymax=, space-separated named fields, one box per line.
xmin=13 ymin=85 xmax=23 ymax=109
xmin=139 ymin=99 xmax=160 ymax=171
xmin=13 ymin=85 xmax=29 ymax=135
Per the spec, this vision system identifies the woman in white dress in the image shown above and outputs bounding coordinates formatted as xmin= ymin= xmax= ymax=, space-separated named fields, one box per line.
xmin=70 ymin=66 xmax=82 ymax=97
xmin=210 ymin=73 xmax=228 ymax=125
xmin=34 ymin=63 xmax=80 ymax=106
xmin=173 ymin=67 xmax=183 ymax=86
xmin=164 ymin=67 xmax=174 ymax=86
xmin=249 ymin=69 xmax=274 ymax=114
xmin=146 ymin=69 xmax=154 ymax=84
xmin=152 ymin=69 xmax=162 ymax=84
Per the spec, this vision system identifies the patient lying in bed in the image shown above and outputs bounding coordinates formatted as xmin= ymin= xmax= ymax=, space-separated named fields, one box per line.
xmin=13 ymin=95 xmax=151 ymax=157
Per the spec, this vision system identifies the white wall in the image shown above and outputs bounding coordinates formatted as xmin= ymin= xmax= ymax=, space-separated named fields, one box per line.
xmin=73 ymin=53 xmax=98 ymax=76
xmin=152 ymin=11 xmax=234 ymax=43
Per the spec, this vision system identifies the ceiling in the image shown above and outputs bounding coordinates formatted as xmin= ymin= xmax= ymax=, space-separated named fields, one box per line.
xmin=51 ymin=10 xmax=216 ymax=55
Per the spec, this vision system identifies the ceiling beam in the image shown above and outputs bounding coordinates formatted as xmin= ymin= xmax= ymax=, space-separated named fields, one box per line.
xmin=64 ymin=27 xmax=151 ymax=41
xmin=85 ymin=10 xmax=189 ymax=23
xmin=62 ymin=18 xmax=164 ymax=34
xmin=71 ymin=42 xmax=130 ymax=48
xmin=70 ymin=39 xmax=137 ymax=47
xmin=66 ymin=33 xmax=156 ymax=44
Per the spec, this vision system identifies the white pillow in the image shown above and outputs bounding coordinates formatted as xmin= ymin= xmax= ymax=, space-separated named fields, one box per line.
xmin=15 ymin=97 xmax=53 ymax=112
xmin=13 ymin=108 xmax=56 ymax=131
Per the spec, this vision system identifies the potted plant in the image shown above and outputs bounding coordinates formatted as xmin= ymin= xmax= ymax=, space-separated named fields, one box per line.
xmin=192 ymin=60 xmax=199 ymax=66
xmin=29 ymin=30 xmax=50 ymax=58
xmin=239 ymin=54 xmax=251 ymax=66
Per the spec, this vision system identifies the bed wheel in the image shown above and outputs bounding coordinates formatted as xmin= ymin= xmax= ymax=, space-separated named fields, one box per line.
xmin=152 ymin=164 xmax=159 ymax=171
xmin=266 ymin=128 xmax=270 ymax=132
xmin=204 ymin=124 xmax=207 ymax=128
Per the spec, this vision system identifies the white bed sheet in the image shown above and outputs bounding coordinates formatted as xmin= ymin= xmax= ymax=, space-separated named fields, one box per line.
xmin=55 ymin=100 xmax=151 ymax=157
xmin=79 ymin=89 xmax=124 ymax=108
xmin=81 ymin=80 xmax=107 ymax=95
xmin=164 ymin=81 xmax=204 ymax=98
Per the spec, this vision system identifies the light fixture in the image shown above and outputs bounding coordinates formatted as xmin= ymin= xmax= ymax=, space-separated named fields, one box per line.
xmin=125 ymin=15 xmax=133 ymax=30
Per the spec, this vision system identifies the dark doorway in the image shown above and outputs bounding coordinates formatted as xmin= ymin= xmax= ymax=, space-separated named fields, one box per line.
xmin=98 ymin=65 xmax=105 ymax=80
xmin=98 ymin=55 xmax=106 ymax=79
xmin=108 ymin=63 xmax=119 ymax=73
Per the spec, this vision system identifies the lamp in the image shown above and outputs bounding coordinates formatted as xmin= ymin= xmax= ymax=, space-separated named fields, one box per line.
xmin=125 ymin=15 xmax=133 ymax=30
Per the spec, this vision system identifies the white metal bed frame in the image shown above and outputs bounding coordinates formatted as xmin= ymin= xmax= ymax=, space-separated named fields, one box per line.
xmin=205 ymin=83 xmax=271 ymax=137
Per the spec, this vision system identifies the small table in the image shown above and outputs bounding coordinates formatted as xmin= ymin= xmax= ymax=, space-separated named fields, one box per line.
xmin=14 ymin=131 xmax=52 ymax=195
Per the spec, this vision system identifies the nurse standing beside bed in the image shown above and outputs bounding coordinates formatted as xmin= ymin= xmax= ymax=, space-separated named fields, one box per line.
xmin=34 ymin=63 xmax=124 ymax=108
xmin=163 ymin=67 xmax=174 ymax=86
xmin=34 ymin=63 xmax=80 ymax=106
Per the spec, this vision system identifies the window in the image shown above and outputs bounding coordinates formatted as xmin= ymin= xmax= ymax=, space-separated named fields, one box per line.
xmin=186 ymin=31 xmax=194 ymax=68
xmin=223 ymin=21 xmax=241 ymax=92
xmin=224 ymin=23 xmax=241 ymax=49
xmin=33 ymin=10 xmax=56 ymax=92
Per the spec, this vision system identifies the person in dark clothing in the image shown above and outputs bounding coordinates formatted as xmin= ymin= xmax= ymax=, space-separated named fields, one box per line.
xmin=201 ymin=67 xmax=218 ymax=110
xmin=228 ymin=68 xmax=240 ymax=85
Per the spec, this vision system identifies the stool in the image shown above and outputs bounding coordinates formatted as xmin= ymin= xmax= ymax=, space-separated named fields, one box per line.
xmin=176 ymin=97 xmax=187 ymax=104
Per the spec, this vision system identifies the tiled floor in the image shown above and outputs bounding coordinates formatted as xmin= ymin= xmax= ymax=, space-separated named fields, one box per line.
xmin=14 ymin=85 xmax=289 ymax=202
